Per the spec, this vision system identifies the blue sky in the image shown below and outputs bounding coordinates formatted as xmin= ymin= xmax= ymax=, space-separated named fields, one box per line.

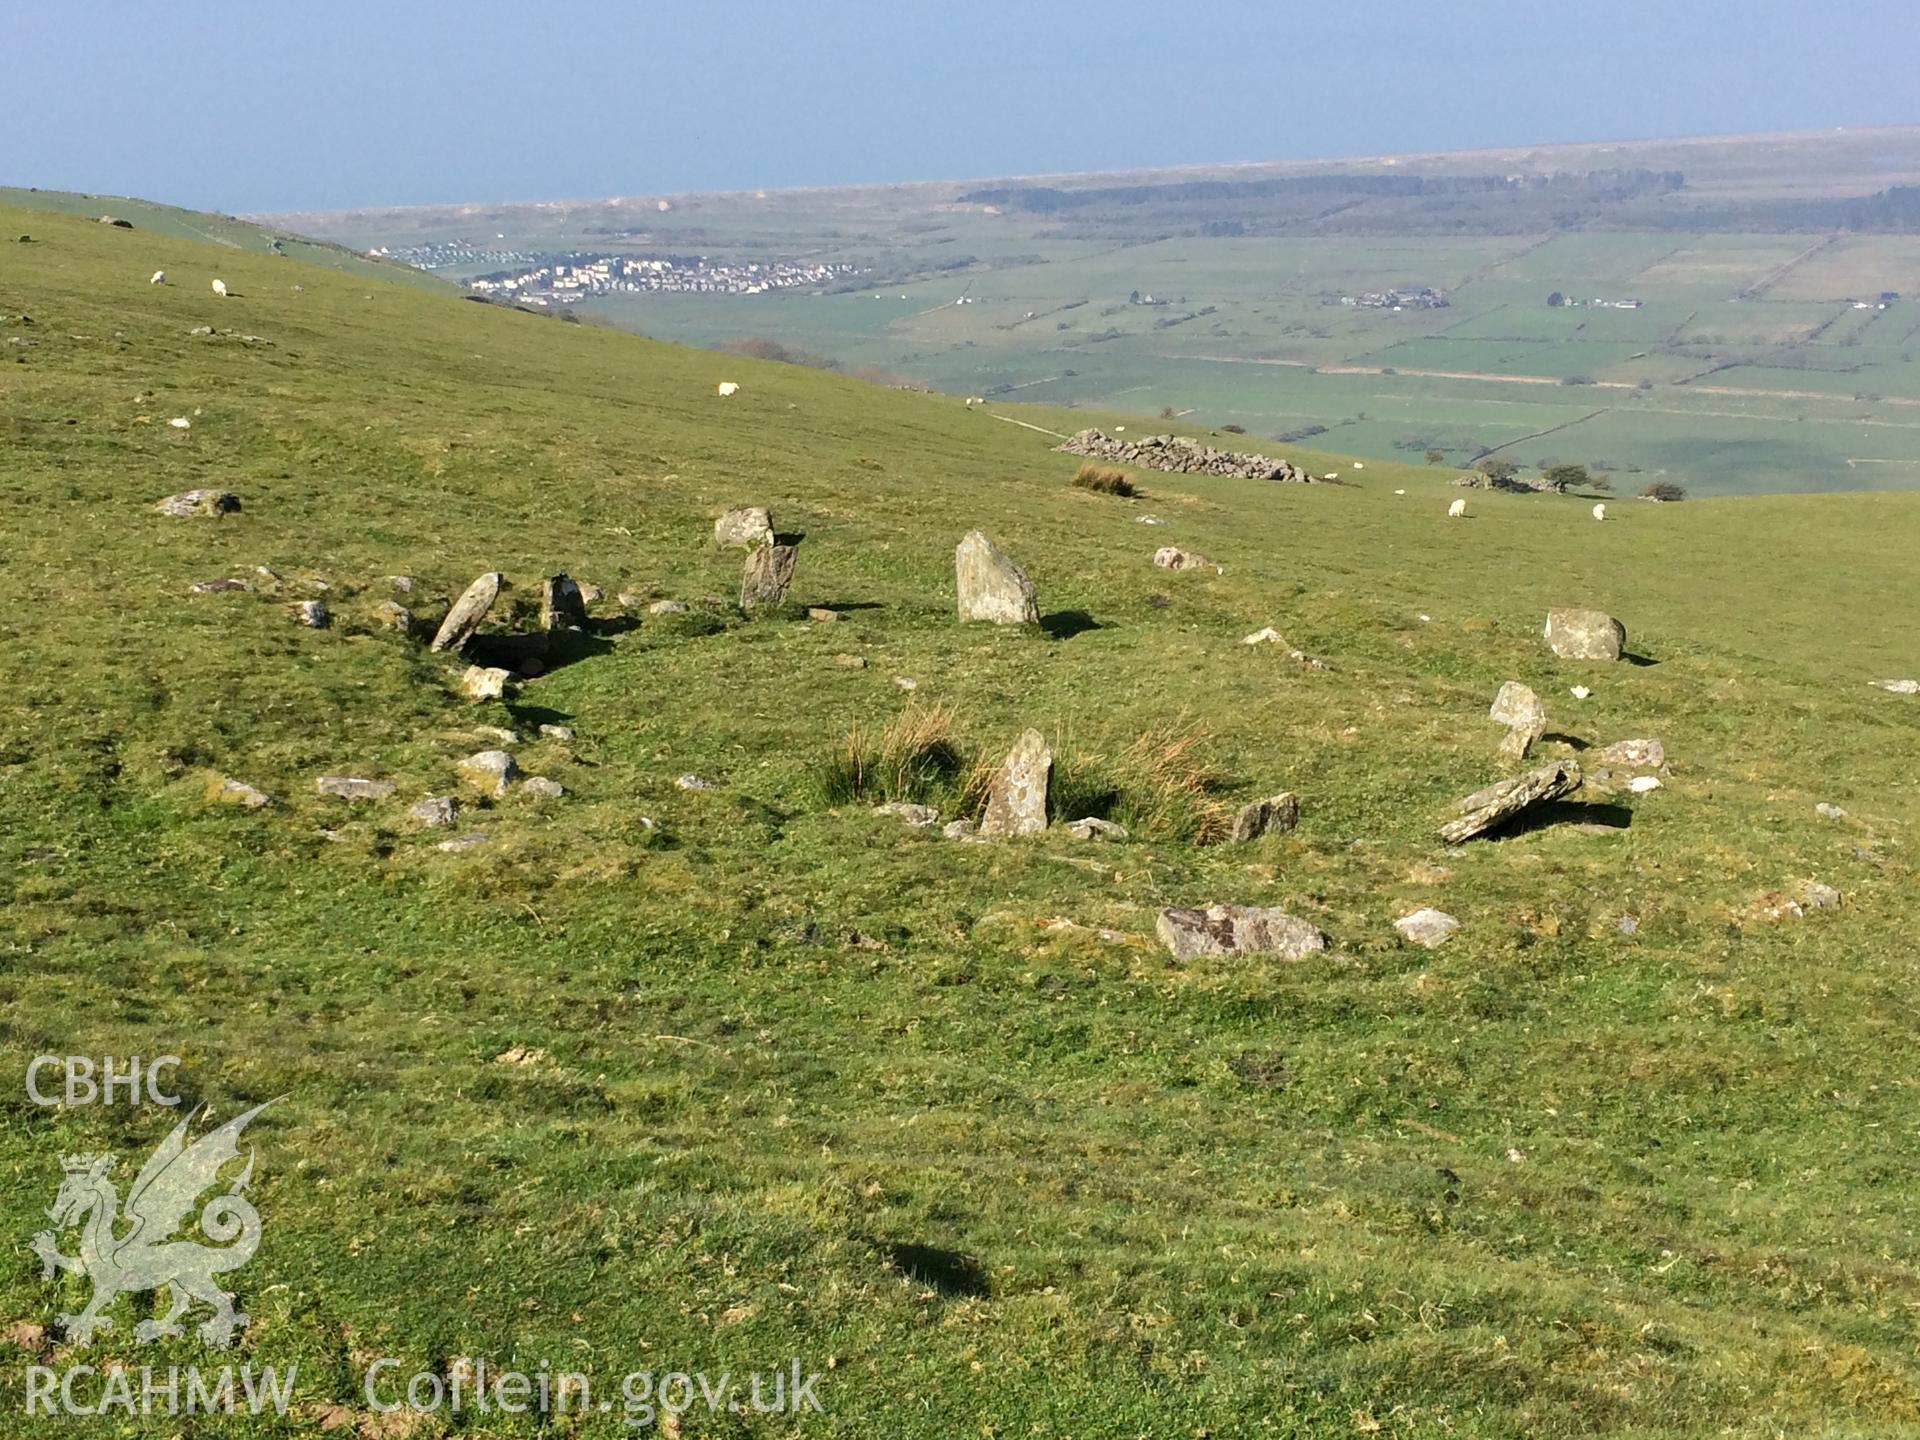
xmin=11 ymin=0 xmax=1916 ymax=212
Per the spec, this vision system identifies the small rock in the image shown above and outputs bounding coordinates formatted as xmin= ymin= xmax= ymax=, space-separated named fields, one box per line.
xmin=876 ymin=801 xmax=940 ymax=829
xmin=377 ymin=600 xmax=413 ymax=633
xmin=1569 ymin=686 xmax=1592 ymax=699
xmin=1800 ymin=880 xmax=1842 ymax=909
xmin=388 ymin=575 xmax=416 ymax=593
xmin=521 ymin=776 xmax=566 ymax=799
xmin=190 ymin=578 xmax=253 ymax=594
xmin=1242 ymin=627 xmax=1284 ymax=645
xmin=436 ymin=832 xmax=492 ymax=852
xmin=154 ymin=488 xmax=239 ymax=518
xmin=459 ymin=665 xmax=512 ymax=701
xmin=408 ymin=795 xmax=459 ymax=828
xmin=316 ymin=776 xmax=395 ymax=801
xmin=1156 ymin=905 xmax=1328 ymax=961
xmin=189 ymin=324 xmax=215 ymax=337
xmin=1592 ymin=738 xmax=1665 ymax=769
xmin=675 ymin=773 xmax=716 ymax=791
xmin=471 ymin=725 xmax=520 ymax=745
xmin=1871 ymin=679 xmax=1919 ymax=694
xmin=980 ymin=728 xmax=1051 ymax=838
xmin=578 ymin=582 xmax=603 ymax=604
xmin=807 ymin=607 xmax=840 ymax=623
xmin=1153 ymin=545 xmax=1210 ymax=571
xmin=216 ymin=777 xmax=270 ymax=809
xmin=1394 ymin=908 xmax=1461 ymax=948
xmin=834 ymin=654 xmax=868 ymax=669
xmin=457 ymin=750 xmax=519 ymax=797
xmin=893 ymin=675 xmax=917 ymax=691
xmin=714 ymin=506 xmax=775 ymax=549
xmin=539 ymin=724 xmax=575 ymax=741
xmin=1617 ymin=914 xmax=1640 ymax=935
xmin=1815 ymin=802 xmax=1848 ymax=821
xmin=648 ymin=599 xmax=689 ymax=615
xmin=1134 ymin=515 xmax=1167 ymax=525
xmin=1230 ymin=793 xmax=1300 ymax=843
xmin=1628 ymin=775 xmax=1661 ymax=793
xmin=942 ymin=818 xmax=982 ymax=841
xmin=294 ymin=600 xmax=330 ymax=628
xmin=1544 ymin=607 xmax=1627 ymax=661
xmin=1066 ymin=817 xmax=1128 ymax=841
xmin=955 ymin=530 xmax=1039 ymax=625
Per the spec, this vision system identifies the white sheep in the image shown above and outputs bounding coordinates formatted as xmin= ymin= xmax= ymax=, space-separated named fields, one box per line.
xmin=149 ymin=270 xmax=166 ymax=285
xmin=211 ymin=279 xmax=227 ymax=298
xmin=1448 ymin=498 xmax=1468 ymax=518
xmin=965 ymin=396 xmax=984 ymax=408
xmin=1394 ymin=488 xmax=1407 ymax=495
xmin=1352 ymin=461 xmax=1365 ymax=470
xmin=1592 ymin=503 xmax=1607 ymax=520
xmin=716 ymin=381 xmax=739 ymax=397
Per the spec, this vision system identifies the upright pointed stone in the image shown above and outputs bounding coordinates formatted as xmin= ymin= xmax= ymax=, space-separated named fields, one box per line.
xmin=980 ymin=728 xmax=1051 ymax=837
xmin=541 ymin=573 xmax=588 ymax=630
xmin=740 ymin=542 xmax=798 ymax=610
xmin=431 ymin=572 xmax=503 ymax=653
xmin=955 ymin=530 xmax=1038 ymax=625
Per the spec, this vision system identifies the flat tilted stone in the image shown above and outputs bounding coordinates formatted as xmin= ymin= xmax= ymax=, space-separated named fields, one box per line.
xmin=1440 ymin=760 xmax=1582 ymax=844
xmin=740 ymin=542 xmax=798 ymax=610
xmin=1230 ymin=792 xmax=1300 ymax=843
xmin=955 ymin=531 xmax=1038 ymax=625
xmin=714 ymin=506 xmax=774 ymax=549
xmin=1543 ymin=608 xmax=1626 ymax=661
xmin=1156 ymin=905 xmax=1327 ymax=960
xmin=980 ymin=728 xmax=1051 ymax=838
xmin=154 ymin=489 xmax=239 ymax=518
xmin=430 ymin=571 xmax=504 ymax=653
xmin=316 ymin=776 xmax=395 ymax=801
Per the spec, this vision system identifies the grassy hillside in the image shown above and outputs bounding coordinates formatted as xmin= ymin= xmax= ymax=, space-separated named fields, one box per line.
xmin=4 ymin=203 xmax=1920 ymax=1437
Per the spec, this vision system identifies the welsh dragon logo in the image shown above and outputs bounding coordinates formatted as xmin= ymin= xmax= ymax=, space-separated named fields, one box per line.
xmin=31 ymin=1100 xmax=272 ymax=1347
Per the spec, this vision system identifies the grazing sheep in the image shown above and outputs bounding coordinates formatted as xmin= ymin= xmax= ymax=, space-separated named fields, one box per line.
xmin=149 ymin=270 xmax=166 ymax=285
xmin=716 ymin=381 xmax=739 ymax=397
xmin=1592 ymin=503 xmax=1607 ymax=520
xmin=965 ymin=396 xmax=985 ymax=408
xmin=1352 ymin=461 xmax=1365 ymax=470
xmin=211 ymin=279 xmax=228 ymax=298
xmin=1394 ymin=488 xmax=1407 ymax=495
xmin=1448 ymin=498 xmax=1468 ymax=518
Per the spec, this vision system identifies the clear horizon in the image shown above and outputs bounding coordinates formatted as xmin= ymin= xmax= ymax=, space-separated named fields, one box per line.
xmin=12 ymin=0 xmax=1919 ymax=214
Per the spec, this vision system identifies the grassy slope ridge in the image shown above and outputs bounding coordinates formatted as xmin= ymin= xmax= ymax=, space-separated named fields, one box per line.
xmin=3 ymin=204 xmax=1920 ymax=1437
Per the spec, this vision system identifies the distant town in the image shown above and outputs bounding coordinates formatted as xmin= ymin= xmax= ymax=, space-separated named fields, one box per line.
xmin=371 ymin=242 xmax=867 ymax=304
xmin=1338 ymin=285 xmax=1450 ymax=310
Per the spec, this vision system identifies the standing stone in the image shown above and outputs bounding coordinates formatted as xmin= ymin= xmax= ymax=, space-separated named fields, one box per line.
xmin=1490 ymin=681 xmax=1546 ymax=760
xmin=294 ymin=600 xmax=330 ymax=629
xmin=714 ymin=506 xmax=774 ymax=549
xmin=1230 ymin=793 xmax=1300 ymax=843
xmin=979 ymin=728 xmax=1051 ymax=838
xmin=431 ymin=572 xmax=504 ymax=653
xmin=1155 ymin=905 xmax=1327 ymax=960
xmin=1544 ymin=608 xmax=1627 ymax=661
xmin=540 ymin=573 xmax=588 ymax=630
xmin=1440 ymin=760 xmax=1582 ymax=844
xmin=740 ymin=542 xmax=798 ymax=610
xmin=955 ymin=531 xmax=1039 ymax=625
xmin=377 ymin=600 xmax=413 ymax=634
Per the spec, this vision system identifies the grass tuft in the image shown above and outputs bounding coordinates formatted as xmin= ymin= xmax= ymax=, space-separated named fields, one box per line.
xmin=1070 ymin=463 xmax=1138 ymax=498
xmin=811 ymin=703 xmax=965 ymax=807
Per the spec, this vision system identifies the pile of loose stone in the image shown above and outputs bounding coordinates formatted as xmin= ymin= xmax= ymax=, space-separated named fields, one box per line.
xmin=1055 ymin=429 xmax=1319 ymax=483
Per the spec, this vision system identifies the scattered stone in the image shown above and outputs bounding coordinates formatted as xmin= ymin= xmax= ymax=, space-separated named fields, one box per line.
xmin=521 ymin=776 xmax=566 ymax=799
xmin=1872 ymin=679 xmax=1920 ymax=694
xmin=979 ymin=728 xmax=1052 ymax=838
xmin=1544 ymin=607 xmax=1627 ymax=661
xmin=834 ymin=654 xmax=868 ymax=669
xmin=216 ymin=778 xmax=270 ymax=809
xmin=294 ymin=600 xmax=330 ymax=629
xmin=577 ymin=582 xmax=603 ymax=604
xmin=494 ymin=1045 xmax=548 ymax=1067
xmin=471 ymin=725 xmax=520 ymax=745
xmin=539 ymin=724 xmax=575 ymax=741
xmin=714 ymin=506 xmax=775 ymax=549
xmin=1155 ymin=905 xmax=1328 ymax=961
xmin=1058 ymin=429 xmax=1318 ymax=483
xmin=154 ymin=489 xmax=239 ymax=518
xmin=456 ymin=749 xmax=518 ymax=797
xmin=1153 ymin=546 xmax=1211 ymax=571
xmin=388 ymin=575 xmax=416 ymax=593
xmin=1593 ymin=738 xmax=1665 ymax=768
xmin=1801 ymin=880 xmax=1842 ymax=909
xmin=1628 ymin=775 xmax=1662 ymax=793
xmin=942 ymin=818 xmax=983 ymax=842
xmin=1441 ymin=760 xmax=1582 ymax=844
xmin=459 ymin=665 xmax=512 ymax=701
xmin=1406 ymin=861 xmax=1452 ymax=884
xmin=1066 ymin=817 xmax=1128 ymax=841
xmin=1243 ymin=627 xmax=1284 ymax=645
xmin=1489 ymin=681 xmax=1546 ymax=760
xmin=740 ymin=542 xmax=798 ymax=610
xmin=408 ymin=795 xmax=459 ymax=828
xmin=876 ymin=801 xmax=940 ymax=829
xmin=436 ymin=832 xmax=492 ymax=853
xmin=1230 ymin=793 xmax=1300 ymax=843
xmin=168 ymin=417 xmax=191 ymax=429
xmin=431 ymin=572 xmax=504 ymax=653
xmin=1617 ymin=914 xmax=1639 ymax=935
xmin=377 ymin=600 xmax=413 ymax=633
xmin=1569 ymin=685 xmax=1592 ymax=699
xmin=1394 ymin=908 xmax=1461 ymax=948
xmin=675 ymin=773 xmax=717 ymax=791
xmin=190 ymin=578 xmax=253 ymax=594
xmin=1815 ymin=802 xmax=1848 ymax=821
xmin=807 ymin=606 xmax=840 ymax=623
xmin=893 ymin=676 xmax=918 ymax=691
xmin=648 ymin=599 xmax=689 ymax=615
xmin=955 ymin=530 xmax=1039 ymax=625
xmin=1134 ymin=515 xmax=1167 ymax=525
xmin=189 ymin=324 xmax=215 ymax=336
xmin=316 ymin=776 xmax=395 ymax=801
xmin=540 ymin=574 xmax=588 ymax=630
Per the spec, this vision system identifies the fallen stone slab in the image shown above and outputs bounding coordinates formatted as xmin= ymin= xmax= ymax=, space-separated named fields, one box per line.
xmin=316 ymin=776 xmax=395 ymax=801
xmin=955 ymin=530 xmax=1039 ymax=625
xmin=431 ymin=571 xmax=504 ymax=653
xmin=1872 ymin=679 xmax=1919 ymax=694
xmin=1156 ymin=905 xmax=1328 ymax=961
xmin=1440 ymin=760 xmax=1582 ymax=844
xmin=190 ymin=578 xmax=253 ymax=594
xmin=154 ymin=488 xmax=239 ymax=518
xmin=1544 ymin=608 xmax=1626 ymax=661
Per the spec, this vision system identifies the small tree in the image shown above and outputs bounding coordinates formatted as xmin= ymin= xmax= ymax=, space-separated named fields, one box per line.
xmin=1640 ymin=480 xmax=1688 ymax=502
xmin=1541 ymin=462 xmax=1591 ymax=492
xmin=1476 ymin=456 xmax=1519 ymax=485
xmin=1547 ymin=290 xmax=1566 ymax=307
xmin=1424 ymin=449 xmax=1445 ymax=466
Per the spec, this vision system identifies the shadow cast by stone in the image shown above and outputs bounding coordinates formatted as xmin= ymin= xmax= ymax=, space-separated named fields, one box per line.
xmin=1040 ymin=609 xmax=1102 ymax=640
xmin=883 ymin=1242 xmax=990 ymax=1299
xmin=1504 ymin=799 xmax=1635 ymax=836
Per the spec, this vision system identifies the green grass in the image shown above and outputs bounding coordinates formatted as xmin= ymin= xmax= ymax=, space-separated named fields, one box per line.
xmin=4 ymin=203 xmax=1920 ymax=1437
